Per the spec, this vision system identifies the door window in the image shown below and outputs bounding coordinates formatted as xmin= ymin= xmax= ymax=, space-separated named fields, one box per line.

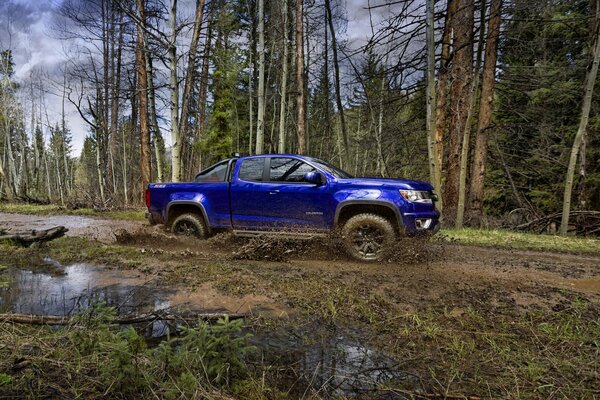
xmin=269 ymin=157 xmax=316 ymax=183
xmin=238 ymin=158 xmax=265 ymax=181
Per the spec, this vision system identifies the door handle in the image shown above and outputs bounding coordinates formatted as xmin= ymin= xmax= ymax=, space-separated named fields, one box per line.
xmin=268 ymin=190 xmax=280 ymax=195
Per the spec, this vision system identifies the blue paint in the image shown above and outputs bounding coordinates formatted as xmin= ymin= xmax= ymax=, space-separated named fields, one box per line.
xmin=147 ymin=154 xmax=440 ymax=236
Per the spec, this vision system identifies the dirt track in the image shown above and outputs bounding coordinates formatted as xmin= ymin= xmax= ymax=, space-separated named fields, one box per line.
xmin=2 ymin=211 xmax=598 ymax=312
xmin=2 ymin=212 xmax=600 ymax=397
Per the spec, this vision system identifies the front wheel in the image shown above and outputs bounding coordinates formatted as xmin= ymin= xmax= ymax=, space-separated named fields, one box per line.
xmin=171 ymin=213 xmax=208 ymax=239
xmin=341 ymin=213 xmax=397 ymax=262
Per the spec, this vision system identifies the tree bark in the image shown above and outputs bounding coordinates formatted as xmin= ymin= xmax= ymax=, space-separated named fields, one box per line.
xmin=169 ymin=0 xmax=182 ymax=182
xmin=146 ymin=56 xmax=165 ymax=182
xmin=456 ymin=0 xmax=487 ymax=228
xmin=443 ymin=0 xmax=474 ymax=225
xmin=295 ymin=0 xmax=306 ymax=154
xmin=278 ymin=0 xmax=289 ymax=154
xmin=560 ymin=11 xmax=600 ymax=235
xmin=193 ymin=20 xmax=213 ymax=172
xmin=136 ymin=0 xmax=151 ymax=192
xmin=256 ymin=0 xmax=266 ymax=154
xmin=426 ymin=0 xmax=438 ymax=194
xmin=434 ymin=0 xmax=458 ymax=213
xmin=469 ymin=0 xmax=503 ymax=226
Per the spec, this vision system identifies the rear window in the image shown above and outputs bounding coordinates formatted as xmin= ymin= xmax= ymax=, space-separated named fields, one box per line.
xmin=195 ymin=161 xmax=229 ymax=182
xmin=238 ymin=158 xmax=264 ymax=181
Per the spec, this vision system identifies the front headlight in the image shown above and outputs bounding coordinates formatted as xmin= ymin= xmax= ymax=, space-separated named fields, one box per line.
xmin=399 ymin=190 xmax=433 ymax=204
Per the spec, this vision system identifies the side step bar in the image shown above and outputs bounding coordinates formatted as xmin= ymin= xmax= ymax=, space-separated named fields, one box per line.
xmin=232 ymin=230 xmax=328 ymax=240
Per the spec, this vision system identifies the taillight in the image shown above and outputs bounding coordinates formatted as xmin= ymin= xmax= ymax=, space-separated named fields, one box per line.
xmin=145 ymin=188 xmax=151 ymax=208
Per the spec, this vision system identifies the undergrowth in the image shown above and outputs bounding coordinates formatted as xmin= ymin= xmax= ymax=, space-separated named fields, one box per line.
xmin=0 ymin=303 xmax=257 ymax=399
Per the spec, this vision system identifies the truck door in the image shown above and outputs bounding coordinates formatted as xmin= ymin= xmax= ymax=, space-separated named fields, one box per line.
xmin=268 ymin=157 xmax=333 ymax=230
xmin=231 ymin=156 xmax=333 ymax=230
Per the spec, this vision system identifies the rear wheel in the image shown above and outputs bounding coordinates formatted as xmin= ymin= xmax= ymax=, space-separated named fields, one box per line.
xmin=341 ymin=213 xmax=396 ymax=262
xmin=171 ymin=213 xmax=207 ymax=239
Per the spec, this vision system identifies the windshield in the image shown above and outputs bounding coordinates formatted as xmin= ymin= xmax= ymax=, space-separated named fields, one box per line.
xmin=307 ymin=157 xmax=353 ymax=179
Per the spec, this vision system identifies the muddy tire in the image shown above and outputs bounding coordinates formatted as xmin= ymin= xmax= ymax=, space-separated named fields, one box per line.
xmin=171 ymin=213 xmax=208 ymax=239
xmin=341 ymin=213 xmax=396 ymax=262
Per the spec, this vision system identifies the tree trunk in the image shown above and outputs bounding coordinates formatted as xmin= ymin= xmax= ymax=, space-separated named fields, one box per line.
xmin=146 ymin=56 xmax=165 ymax=182
xmin=469 ymin=0 xmax=503 ymax=226
xmin=434 ymin=0 xmax=458 ymax=213
xmin=443 ymin=0 xmax=474 ymax=225
xmin=295 ymin=0 xmax=306 ymax=154
xmin=425 ymin=0 xmax=438 ymax=194
xmin=136 ymin=0 xmax=151 ymax=192
xmin=193 ymin=21 xmax=213 ymax=172
xmin=256 ymin=0 xmax=266 ymax=154
xmin=456 ymin=0 xmax=487 ymax=228
xmin=180 ymin=0 xmax=206 ymax=171
xmin=278 ymin=0 xmax=289 ymax=154
xmin=325 ymin=0 xmax=348 ymax=167
xmin=169 ymin=0 xmax=182 ymax=182
xmin=560 ymin=12 xmax=600 ymax=235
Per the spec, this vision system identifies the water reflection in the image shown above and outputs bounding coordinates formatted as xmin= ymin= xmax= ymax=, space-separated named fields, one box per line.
xmin=0 ymin=258 xmax=171 ymax=317
xmin=253 ymin=331 xmax=412 ymax=399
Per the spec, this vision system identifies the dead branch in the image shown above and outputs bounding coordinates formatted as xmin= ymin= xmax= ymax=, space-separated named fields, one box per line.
xmin=0 ymin=312 xmax=246 ymax=326
xmin=0 ymin=226 xmax=68 ymax=247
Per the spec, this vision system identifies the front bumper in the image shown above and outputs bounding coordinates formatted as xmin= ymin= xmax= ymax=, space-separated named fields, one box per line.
xmin=401 ymin=212 xmax=441 ymax=236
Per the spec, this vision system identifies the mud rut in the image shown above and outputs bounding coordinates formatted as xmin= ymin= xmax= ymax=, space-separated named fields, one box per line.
xmin=1 ymin=211 xmax=599 ymax=311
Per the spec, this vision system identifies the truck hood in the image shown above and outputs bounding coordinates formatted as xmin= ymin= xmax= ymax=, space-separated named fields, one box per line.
xmin=337 ymin=177 xmax=434 ymax=191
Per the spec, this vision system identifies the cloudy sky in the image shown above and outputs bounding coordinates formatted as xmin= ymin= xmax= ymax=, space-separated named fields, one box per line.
xmin=1 ymin=0 xmax=403 ymax=155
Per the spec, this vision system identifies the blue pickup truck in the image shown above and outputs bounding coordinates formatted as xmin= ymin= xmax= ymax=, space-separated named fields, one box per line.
xmin=145 ymin=154 xmax=440 ymax=261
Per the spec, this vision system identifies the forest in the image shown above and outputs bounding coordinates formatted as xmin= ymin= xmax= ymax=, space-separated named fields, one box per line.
xmin=1 ymin=0 xmax=600 ymax=233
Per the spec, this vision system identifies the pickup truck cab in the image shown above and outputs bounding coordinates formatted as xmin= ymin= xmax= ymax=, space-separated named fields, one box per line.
xmin=145 ymin=154 xmax=440 ymax=261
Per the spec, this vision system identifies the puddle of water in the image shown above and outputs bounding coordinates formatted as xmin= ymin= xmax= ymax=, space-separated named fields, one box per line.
xmin=0 ymin=258 xmax=170 ymax=316
xmin=252 ymin=330 xmax=413 ymax=399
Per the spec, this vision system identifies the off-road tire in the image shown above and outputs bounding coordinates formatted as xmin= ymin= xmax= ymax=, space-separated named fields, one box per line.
xmin=171 ymin=213 xmax=208 ymax=239
xmin=341 ymin=213 xmax=396 ymax=262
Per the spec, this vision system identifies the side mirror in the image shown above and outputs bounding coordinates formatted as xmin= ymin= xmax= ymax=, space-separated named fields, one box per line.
xmin=304 ymin=171 xmax=324 ymax=185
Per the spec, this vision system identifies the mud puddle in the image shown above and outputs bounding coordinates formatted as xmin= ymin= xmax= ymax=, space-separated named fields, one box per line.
xmin=0 ymin=212 xmax=147 ymax=242
xmin=251 ymin=329 xmax=413 ymax=399
xmin=0 ymin=258 xmax=171 ymax=317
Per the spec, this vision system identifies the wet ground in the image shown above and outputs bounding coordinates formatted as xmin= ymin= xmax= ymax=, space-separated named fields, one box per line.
xmin=1 ymin=212 xmax=599 ymax=398
xmin=0 ymin=212 xmax=147 ymax=242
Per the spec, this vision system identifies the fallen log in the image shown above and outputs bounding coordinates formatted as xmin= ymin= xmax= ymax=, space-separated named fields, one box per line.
xmin=0 ymin=312 xmax=246 ymax=326
xmin=0 ymin=226 xmax=68 ymax=247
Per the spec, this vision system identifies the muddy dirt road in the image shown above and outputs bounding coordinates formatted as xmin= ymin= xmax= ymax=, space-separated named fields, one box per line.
xmin=2 ymin=212 xmax=599 ymax=398
xmin=2 ymin=211 xmax=598 ymax=307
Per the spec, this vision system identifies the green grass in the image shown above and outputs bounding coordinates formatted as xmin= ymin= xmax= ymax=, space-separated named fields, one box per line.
xmin=0 ymin=203 xmax=145 ymax=221
xmin=441 ymin=227 xmax=600 ymax=255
